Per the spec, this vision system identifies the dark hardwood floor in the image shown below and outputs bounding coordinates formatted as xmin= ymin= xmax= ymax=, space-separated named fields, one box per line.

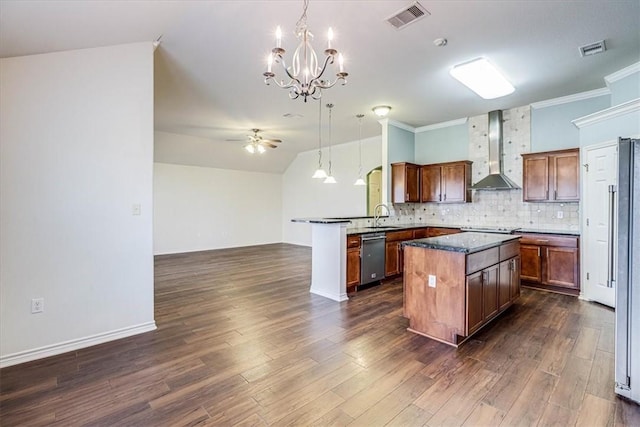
xmin=1 ymin=243 xmax=638 ymax=426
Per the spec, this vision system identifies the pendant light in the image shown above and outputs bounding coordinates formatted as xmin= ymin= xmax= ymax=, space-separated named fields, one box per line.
xmin=324 ymin=103 xmax=336 ymax=184
xmin=354 ymin=114 xmax=366 ymax=186
xmin=311 ymin=100 xmax=327 ymax=178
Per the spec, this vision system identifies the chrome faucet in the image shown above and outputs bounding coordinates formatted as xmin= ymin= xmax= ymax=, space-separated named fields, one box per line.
xmin=373 ymin=203 xmax=390 ymax=227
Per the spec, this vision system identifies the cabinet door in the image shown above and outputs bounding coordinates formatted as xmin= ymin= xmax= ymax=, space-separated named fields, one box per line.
xmin=385 ymin=241 xmax=400 ymax=276
xmin=545 ymin=247 xmax=579 ymax=289
xmin=523 ymin=155 xmax=549 ymax=201
xmin=406 ymin=164 xmax=421 ymax=202
xmin=420 ymin=165 xmax=441 ymax=202
xmin=498 ymin=259 xmax=512 ymax=311
xmin=466 ymin=271 xmax=484 ymax=335
xmin=551 ymin=151 xmax=579 ymax=201
xmin=483 ymin=265 xmax=499 ymax=321
xmin=520 ymin=244 xmax=542 ymax=283
xmin=499 ymin=256 xmax=521 ymax=310
xmin=511 ymin=256 xmax=521 ymax=300
xmin=346 ymin=248 xmax=360 ymax=289
xmin=441 ymin=163 xmax=466 ymax=203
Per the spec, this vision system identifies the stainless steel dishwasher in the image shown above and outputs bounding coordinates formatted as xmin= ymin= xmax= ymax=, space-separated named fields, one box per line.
xmin=360 ymin=232 xmax=386 ymax=285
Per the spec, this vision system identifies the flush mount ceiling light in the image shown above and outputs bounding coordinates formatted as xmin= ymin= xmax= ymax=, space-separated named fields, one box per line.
xmin=449 ymin=58 xmax=515 ymax=99
xmin=263 ymin=0 xmax=348 ymax=102
xmin=372 ymin=105 xmax=392 ymax=117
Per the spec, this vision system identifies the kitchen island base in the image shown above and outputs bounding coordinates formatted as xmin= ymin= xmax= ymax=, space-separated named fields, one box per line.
xmin=403 ymin=233 xmax=521 ymax=347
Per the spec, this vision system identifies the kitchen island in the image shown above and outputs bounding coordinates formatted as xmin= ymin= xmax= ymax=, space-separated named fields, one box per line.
xmin=403 ymin=232 xmax=521 ymax=347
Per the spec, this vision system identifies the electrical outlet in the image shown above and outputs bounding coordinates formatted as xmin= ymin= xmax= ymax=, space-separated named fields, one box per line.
xmin=31 ymin=298 xmax=44 ymax=314
xmin=428 ymin=275 xmax=436 ymax=288
xmin=557 ymin=211 xmax=564 ymax=219
xmin=132 ymin=204 xmax=141 ymax=216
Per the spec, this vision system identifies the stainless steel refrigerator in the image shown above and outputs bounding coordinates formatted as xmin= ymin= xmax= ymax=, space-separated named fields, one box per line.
xmin=615 ymin=137 xmax=640 ymax=404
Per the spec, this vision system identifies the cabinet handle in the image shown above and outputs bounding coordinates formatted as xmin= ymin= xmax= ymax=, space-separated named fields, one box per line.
xmin=554 ymin=190 xmax=557 ymax=200
xmin=444 ymin=193 xmax=447 ymax=201
xmin=537 ymin=247 xmax=540 ymax=257
xmin=439 ymin=194 xmax=442 ymax=202
xmin=481 ymin=271 xmax=488 ymax=284
xmin=546 ymin=190 xmax=549 ymax=199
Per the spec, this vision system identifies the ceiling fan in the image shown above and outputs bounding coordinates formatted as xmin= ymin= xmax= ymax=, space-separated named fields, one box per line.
xmin=228 ymin=129 xmax=282 ymax=154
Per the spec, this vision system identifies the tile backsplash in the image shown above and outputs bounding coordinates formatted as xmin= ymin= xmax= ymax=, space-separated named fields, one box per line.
xmin=352 ymin=106 xmax=580 ymax=232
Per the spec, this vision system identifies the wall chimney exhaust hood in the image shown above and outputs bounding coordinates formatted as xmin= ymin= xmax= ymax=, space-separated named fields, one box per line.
xmin=470 ymin=110 xmax=521 ymax=190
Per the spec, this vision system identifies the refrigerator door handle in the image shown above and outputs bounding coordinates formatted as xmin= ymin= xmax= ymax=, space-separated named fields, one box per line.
xmin=608 ymin=185 xmax=617 ymax=288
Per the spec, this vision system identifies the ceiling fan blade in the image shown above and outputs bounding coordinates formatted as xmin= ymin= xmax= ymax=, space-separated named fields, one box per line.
xmin=261 ymin=139 xmax=281 ymax=143
xmin=263 ymin=142 xmax=278 ymax=149
xmin=225 ymin=138 xmax=245 ymax=142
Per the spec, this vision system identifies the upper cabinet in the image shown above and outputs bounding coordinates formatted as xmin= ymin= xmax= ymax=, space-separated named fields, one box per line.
xmin=421 ymin=161 xmax=472 ymax=203
xmin=522 ymin=148 xmax=580 ymax=202
xmin=391 ymin=162 xmax=421 ymax=203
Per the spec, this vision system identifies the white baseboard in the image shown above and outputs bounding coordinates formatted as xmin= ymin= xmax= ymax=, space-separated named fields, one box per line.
xmin=0 ymin=321 xmax=157 ymax=368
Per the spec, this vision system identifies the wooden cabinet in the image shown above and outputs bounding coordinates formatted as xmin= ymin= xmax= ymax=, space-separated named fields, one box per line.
xmin=404 ymin=239 xmax=521 ymax=346
xmin=428 ymin=227 xmax=462 ymax=237
xmin=346 ymin=235 xmax=361 ymax=293
xmin=420 ymin=161 xmax=472 ymax=203
xmin=391 ymin=162 xmax=420 ymax=203
xmin=522 ymin=148 xmax=579 ymax=202
xmin=518 ymin=233 xmax=579 ymax=295
xmin=385 ymin=230 xmax=413 ymax=277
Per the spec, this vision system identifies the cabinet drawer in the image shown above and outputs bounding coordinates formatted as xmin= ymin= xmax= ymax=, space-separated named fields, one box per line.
xmin=347 ymin=235 xmax=361 ymax=248
xmin=466 ymin=247 xmax=499 ymax=275
xmin=518 ymin=234 xmax=578 ymax=248
xmin=429 ymin=227 xmax=461 ymax=237
xmin=500 ymin=241 xmax=520 ymax=261
xmin=386 ymin=230 xmax=414 ymax=242
xmin=413 ymin=228 xmax=430 ymax=239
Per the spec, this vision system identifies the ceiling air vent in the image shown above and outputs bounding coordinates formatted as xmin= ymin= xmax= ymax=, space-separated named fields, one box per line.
xmin=386 ymin=2 xmax=430 ymax=30
xmin=579 ymin=40 xmax=606 ymax=57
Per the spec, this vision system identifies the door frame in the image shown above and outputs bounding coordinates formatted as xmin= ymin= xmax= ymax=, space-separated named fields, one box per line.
xmin=580 ymin=139 xmax=617 ymax=305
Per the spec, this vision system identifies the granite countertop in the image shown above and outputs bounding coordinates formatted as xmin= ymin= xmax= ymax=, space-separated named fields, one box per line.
xmin=347 ymin=223 xmax=466 ymax=235
xmin=402 ymin=232 xmax=521 ymax=254
xmin=515 ymin=228 xmax=580 ymax=236
xmin=291 ymin=218 xmax=352 ymax=224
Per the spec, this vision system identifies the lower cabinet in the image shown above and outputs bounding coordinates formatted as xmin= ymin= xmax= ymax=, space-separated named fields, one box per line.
xmin=346 ymin=235 xmax=361 ymax=293
xmin=384 ymin=230 xmax=414 ymax=277
xmin=518 ymin=233 xmax=579 ymax=294
xmin=499 ymin=256 xmax=521 ymax=311
xmin=466 ymin=262 xmax=499 ymax=335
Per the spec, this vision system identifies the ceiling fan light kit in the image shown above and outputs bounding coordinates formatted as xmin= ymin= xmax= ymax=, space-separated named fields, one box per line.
xmin=242 ymin=128 xmax=281 ymax=154
xmin=263 ymin=0 xmax=348 ymax=102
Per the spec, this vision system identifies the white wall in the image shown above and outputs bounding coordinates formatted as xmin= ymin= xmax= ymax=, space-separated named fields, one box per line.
xmin=283 ymin=136 xmax=382 ymax=246
xmin=0 ymin=43 xmax=156 ymax=366
xmin=154 ymin=162 xmax=283 ymax=254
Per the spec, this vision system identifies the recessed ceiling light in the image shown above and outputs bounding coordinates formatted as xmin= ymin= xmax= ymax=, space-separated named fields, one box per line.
xmin=449 ymin=58 xmax=515 ymax=99
xmin=433 ymin=38 xmax=447 ymax=47
xmin=372 ymin=105 xmax=392 ymax=117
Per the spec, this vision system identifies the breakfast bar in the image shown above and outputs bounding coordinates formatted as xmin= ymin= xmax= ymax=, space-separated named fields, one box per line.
xmin=402 ymin=232 xmax=521 ymax=347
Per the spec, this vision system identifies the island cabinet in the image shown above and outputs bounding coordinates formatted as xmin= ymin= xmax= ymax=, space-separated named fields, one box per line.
xmin=391 ymin=162 xmax=420 ymax=203
xmin=522 ymin=148 xmax=580 ymax=202
xmin=346 ymin=235 xmax=361 ymax=294
xmin=421 ymin=161 xmax=472 ymax=203
xmin=518 ymin=232 xmax=579 ymax=295
xmin=403 ymin=234 xmax=521 ymax=347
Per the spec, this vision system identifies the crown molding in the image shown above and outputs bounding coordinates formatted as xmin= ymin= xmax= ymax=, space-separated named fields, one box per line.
xmin=530 ymin=87 xmax=610 ymax=109
xmin=572 ymin=98 xmax=640 ymax=128
xmin=415 ymin=117 xmax=468 ymax=133
xmin=386 ymin=119 xmax=416 ymax=133
xmin=605 ymin=62 xmax=640 ymax=85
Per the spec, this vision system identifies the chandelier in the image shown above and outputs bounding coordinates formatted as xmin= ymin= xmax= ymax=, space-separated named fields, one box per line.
xmin=263 ymin=0 xmax=348 ymax=102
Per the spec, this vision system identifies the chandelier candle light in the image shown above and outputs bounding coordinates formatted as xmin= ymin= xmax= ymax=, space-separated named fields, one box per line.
xmin=263 ymin=0 xmax=348 ymax=102
xmin=354 ymin=114 xmax=366 ymax=186
xmin=324 ymin=103 xmax=336 ymax=184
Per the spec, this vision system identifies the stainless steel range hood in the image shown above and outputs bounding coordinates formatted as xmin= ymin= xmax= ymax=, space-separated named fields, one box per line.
xmin=469 ymin=110 xmax=521 ymax=190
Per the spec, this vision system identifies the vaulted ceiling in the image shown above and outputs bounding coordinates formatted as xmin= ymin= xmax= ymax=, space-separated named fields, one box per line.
xmin=1 ymin=1 xmax=639 ymax=173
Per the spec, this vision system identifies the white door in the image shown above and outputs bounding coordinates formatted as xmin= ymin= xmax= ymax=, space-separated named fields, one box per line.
xmin=582 ymin=141 xmax=617 ymax=307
